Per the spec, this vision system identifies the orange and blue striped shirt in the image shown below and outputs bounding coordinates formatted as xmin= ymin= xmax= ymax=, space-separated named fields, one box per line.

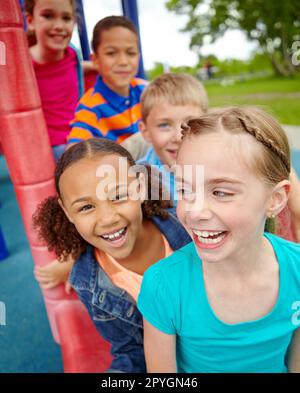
xmin=67 ymin=75 xmax=147 ymax=144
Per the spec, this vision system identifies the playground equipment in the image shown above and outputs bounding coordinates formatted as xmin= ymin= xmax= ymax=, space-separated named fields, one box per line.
xmin=0 ymin=0 xmax=144 ymax=372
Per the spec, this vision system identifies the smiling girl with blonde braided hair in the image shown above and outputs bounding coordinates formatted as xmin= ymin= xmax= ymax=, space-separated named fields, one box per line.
xmin=138 ymin=106 xmax=300 ymax=373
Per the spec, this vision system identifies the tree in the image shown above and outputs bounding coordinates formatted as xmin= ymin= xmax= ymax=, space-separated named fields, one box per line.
xmin=166 ymin=0 xmax=300 ymax=76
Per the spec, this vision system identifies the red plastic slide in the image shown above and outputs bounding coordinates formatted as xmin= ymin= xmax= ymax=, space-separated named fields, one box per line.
xmin=0 ymin=0 xmax=111 ymax=372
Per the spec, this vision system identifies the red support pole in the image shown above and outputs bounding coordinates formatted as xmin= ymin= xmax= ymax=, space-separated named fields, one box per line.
xmin=0 ymin=1 xmax=112 ymax=371
xmin=0 ymin=0 xmax=75 ymax=343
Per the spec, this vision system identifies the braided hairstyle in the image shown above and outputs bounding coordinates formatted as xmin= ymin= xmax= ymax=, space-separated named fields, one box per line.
xmin=33 ymin=138 xmax=172 ymax=261
xmin=180 ymin=106 xmax=291 ymax=233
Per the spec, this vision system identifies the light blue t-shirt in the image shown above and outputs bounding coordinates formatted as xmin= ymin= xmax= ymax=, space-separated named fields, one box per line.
xmin=137 ymin=233 xmax=300 ymax=373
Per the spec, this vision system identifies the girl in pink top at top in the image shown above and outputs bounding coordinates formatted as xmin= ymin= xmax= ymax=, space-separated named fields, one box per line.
xmin=25 ymin=0 xmax=86 ymax=161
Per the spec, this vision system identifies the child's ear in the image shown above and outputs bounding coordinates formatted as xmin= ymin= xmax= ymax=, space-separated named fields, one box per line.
xmin=58 ymin=198 xmax=74 ymax=224
xmin=25 ymin=13 xmax=34 ymax=32
xmin=90 ymin=53 xmax=100 ymax=70
xmin=90 ymin=53 xmax=95 ymax=62
xmin=266 ymin=180 xmax=290 ymax=218
xmin=139 ymin=121 xmax=152 ymax=144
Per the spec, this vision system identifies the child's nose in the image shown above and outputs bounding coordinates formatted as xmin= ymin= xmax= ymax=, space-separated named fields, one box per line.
xmin=185 ymin=199 xmax=213 ymax=222
xmin=117 ymin=52 xmax=129 ymax=65
xmin=53 ymin=18 xmax=64 ymax=30
xmin=96 ymin=203 xmax=120 ymax=227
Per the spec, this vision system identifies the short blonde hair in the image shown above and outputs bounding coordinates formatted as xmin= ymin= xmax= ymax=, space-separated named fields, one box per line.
xmin=181 ymin=106 xmax=290 ymax=185
xmin=141 ymin=73 xmax=208 ymax=121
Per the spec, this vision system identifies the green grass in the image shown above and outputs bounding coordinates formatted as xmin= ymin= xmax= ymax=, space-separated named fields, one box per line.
xmin=204 ymin=75 xmax=300 ymax=125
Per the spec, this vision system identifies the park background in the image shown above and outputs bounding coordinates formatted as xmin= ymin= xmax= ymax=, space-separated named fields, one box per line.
xmin=75 ymin=0 xmax=300 ymax=126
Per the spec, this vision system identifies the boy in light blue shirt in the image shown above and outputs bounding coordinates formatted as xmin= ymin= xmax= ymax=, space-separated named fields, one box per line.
xmin=137 ymin=73 xmax=208 ymax=207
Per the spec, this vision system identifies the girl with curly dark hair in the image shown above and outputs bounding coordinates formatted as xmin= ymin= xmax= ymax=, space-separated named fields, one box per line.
xmin=33 ymin=138 xmax=191 ymax=372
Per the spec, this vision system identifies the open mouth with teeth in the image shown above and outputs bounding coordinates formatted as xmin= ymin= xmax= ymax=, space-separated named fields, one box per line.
xmin=100 ymin=227 xmax=128 ymax=247
xmin=192 ymin=229 xmax=228 ymax=248
xmin=49 ymin=35 xmax=68 ymax=43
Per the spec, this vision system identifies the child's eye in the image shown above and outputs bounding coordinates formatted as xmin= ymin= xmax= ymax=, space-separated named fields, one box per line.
xmin=213 ymin=190 xmax=233 ymax=198
xmin=105 ymin=51 xmax=116 ymax=56
xmin=128 ymin=51 xmax=138 ymax=56
xmin=63 ymin=15 xmax=72 ymax=22
xmin=158 ymin=123 xmax=171 ymax=130
xmin=78 ymin=204 xmax=93 ymax=212
xmin=42 ymin=13 xmax=53 ymax=19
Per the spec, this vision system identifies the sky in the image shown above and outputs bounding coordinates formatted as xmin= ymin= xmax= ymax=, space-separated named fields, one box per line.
xmin=73 ymin=0 xmax=258 ymax=70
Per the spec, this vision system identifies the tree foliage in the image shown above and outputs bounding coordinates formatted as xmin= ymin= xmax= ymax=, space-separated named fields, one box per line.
xmin=166 ymin=0 xmax=300 ymax=76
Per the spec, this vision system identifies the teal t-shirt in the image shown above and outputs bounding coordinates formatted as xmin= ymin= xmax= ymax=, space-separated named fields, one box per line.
xmin=137 ymin=233 xmax=300 ymax=373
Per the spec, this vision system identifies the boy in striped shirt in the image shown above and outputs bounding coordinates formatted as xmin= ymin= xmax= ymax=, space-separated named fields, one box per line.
xmin=67 ymin=16 xmax=148 ymax=156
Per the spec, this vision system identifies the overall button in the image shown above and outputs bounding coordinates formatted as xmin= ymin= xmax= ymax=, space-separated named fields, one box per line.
xmin=99 ymin=291 xmax=107 ymax=303
xmin=126 ymin=305 xmax=135 ymax=318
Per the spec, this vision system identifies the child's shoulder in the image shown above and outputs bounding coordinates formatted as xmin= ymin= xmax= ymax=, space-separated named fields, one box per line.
xmin=130 ymin=77 xmax=148 ymax=88
xmin=145 ymin=241 xmax=196 ymax=279
xmin=265 ymin=232 xmax=300 ymax=268
xmin=78 ymin=85 xmax=106 ymax=108
xmin=140 ymin=242 xmax=197 ymax=306
xmin=68 ymin=43 xmax=81 ymax=58
xmin=265 ymin=232 xmax=300 ymax=253
xmin=137 ymin=147 xmax=161 ymax=166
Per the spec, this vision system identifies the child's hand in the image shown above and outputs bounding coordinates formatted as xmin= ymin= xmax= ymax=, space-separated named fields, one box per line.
xmin=34 ymin=257 xmax=73 ymax=290
xmin=82 ymin=60 xmax=97 ymax=73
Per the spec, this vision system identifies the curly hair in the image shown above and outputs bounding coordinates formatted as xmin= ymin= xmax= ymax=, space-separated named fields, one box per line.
xmin=33 ymin=138 xmax=172 ymax=261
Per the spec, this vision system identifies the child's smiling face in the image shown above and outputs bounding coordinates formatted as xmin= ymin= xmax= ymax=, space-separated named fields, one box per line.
xmin=140 ymin=100 xmax=203 ymax=167
xmin=176 ymin=130 xmax=275 ymax=264
xmin=58 ymin=154 xmax=145 ymax=260
xmin=92 ymin=26 xmax=140 ymax=97
xmin=27 ymin=0 xmax=75 ymax=55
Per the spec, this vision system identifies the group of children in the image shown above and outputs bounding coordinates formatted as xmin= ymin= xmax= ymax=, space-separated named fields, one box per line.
xmin=26 ymin=0 xmax=300 ymax=373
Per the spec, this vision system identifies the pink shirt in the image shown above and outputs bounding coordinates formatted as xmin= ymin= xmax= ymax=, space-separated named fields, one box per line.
xmin=32 ymin=47 xmax=79 ymax=146
xmin=95 ymin=235 xmax=173 ymax=302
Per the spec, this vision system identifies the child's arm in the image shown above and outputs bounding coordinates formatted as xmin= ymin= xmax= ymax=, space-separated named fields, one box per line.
xmin=34 ymin=255 xmax=75 ymax=293
xmin=67 ymin=97 xmax=100 ymax=144
xmin=143 ymin=319 xmax=177 ymax=372
xmin=82 ymin=60 xmax=97 ymax=73
xmin=288 ymin=328 xmax=300 ymax=372
xmin=121 ymin=132 xmax=150 ymax=161
xmin=288 ymin=168 xmax=300 ymax=242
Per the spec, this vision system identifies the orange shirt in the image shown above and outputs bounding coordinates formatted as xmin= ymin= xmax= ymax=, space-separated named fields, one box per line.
xmin=95 ymin=235 xmax=173 ymax=302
